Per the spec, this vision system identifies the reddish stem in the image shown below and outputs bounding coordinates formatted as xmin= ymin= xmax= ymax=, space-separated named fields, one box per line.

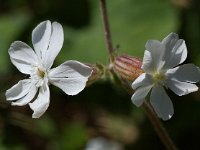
xmin=99 ymin=0 xmax=114 ymax=61
xmin=143 ymin=101 xmax=178 ymax=150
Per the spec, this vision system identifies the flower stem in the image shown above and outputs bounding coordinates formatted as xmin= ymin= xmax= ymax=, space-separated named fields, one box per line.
xmin=143 ymin=101 xmax=178 ymax=150
xmin=99 ymin=0 xmax=114 ymax=62
xmin=99 ymin=1 xmax=177 ymax=149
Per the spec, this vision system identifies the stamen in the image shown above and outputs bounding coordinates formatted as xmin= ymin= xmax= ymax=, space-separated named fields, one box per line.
xmin=37 ymin=68 xmax=45 ymax=78
xmin=153 ymin=71 xmax=165 ymax=83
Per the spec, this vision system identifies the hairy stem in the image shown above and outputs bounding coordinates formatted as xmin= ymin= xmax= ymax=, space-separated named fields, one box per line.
xmin=143 ymin=101 xmax=178 ymax=150
xmin=99 ymin=0 xmax=114 ymax=61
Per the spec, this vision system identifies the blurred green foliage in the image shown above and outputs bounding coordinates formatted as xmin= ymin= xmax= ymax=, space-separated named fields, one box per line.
xmin=0 ymin=0 xmax=200 ymax=150
xmin=58 ymin=0 xmax=178 ymax=65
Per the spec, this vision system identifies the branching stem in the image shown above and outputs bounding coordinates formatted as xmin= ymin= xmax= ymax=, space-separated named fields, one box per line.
xmin=99 ymin=0 xmax=178 ymax=149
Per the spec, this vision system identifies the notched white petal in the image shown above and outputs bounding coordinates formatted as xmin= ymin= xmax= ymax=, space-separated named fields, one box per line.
xmin=132 ymin=73 xmax=153 ymax=90
xmin=49 ymin=60 xmax=92 ymax=95
xmin=11 ymin=84 xmax=38 ymax=106
xmin=150 ymin=86 xmax=174 ymax=121
xmin=131 ymin=85 xmax=153 ymax=107
xmin=167 ymin=78 xmax=198 ymax=96
xmin=145 ymin=40 xmax=165 ymax=71
xmin=44 ymin=21 xmax=64 ymax=69
xmin=174 ymin=39 xmax=187 ymax=63
xmin=145 ymin=40 xmax=161 ymax=52
xmin=49 ymin=60 xmax=92 ymax=78
xmin=29 ymin=84 xmax=50 ymax=118
xmin=167 ymin=64 xmax=200 ymax=83
xmin=142 ymin=50 xmax=154 ymax=73
xmin=162 ymin=32 xmax=179 ymax=46
xmin=32 ymin=20 xmax=51 ymax=59
xmin=9 ymin=41 xmax=38 ymax=74
xmin=6 ymin=79 xmax=32 ymax=101
xmin=163 ymin=39 xmax=187 ymax=69
xmin=51 ymin=78 xmax=89 ymax=96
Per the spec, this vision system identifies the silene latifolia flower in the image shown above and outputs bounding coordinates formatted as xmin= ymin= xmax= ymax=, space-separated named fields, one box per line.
xmin=6 ymin=20 xmax=92 ymax=118
xmin=131 ymin=32 xmax=200 ymax=120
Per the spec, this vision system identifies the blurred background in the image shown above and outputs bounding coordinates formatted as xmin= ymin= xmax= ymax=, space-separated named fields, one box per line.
xmin=0 ymin=0 xmax=200 ymax=149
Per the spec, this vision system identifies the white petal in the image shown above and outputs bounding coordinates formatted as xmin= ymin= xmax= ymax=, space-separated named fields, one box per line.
xmin=29 ymin=83 xmax=50 ymax=118
xmin=11 ymin=84 xmax=38 ymax=106
xmin=145 ymin=40 xmax=165 ymax=71
xmin=150 ymin=86 xmax=174 ymax=120
xmin=166 ymin=64 xmax=200 ymax=83
xmin=131 ymin=85 xmax=153 ymax=107
xmin=163 ymin=39 xmax=187 ymax=69
xmin=44 ymin=22 xmax=64 ymax=69
xmin=131 ymin=73 xmax=153 ymax=90
xmin=166 ymin=78 xmax=198 ymax=96
xmin=162 ymin=32 xmax=179 ymax=48
xmin=6 ymin=79 xmax=32 ymax=101
xmin=8 ymin=41 xmax=38 ymax=74
xmin=32 ymin=20 xmax=51 ymax=60
xmin=141 ymin=50 xmax=154 ymax=73
xmin=49 ymin=60 xmax=92 ymax=95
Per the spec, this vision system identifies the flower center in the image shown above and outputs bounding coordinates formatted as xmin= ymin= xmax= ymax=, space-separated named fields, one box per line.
xmin=36 ymin=67 xmax=46 ymax=79
xmin=30 ymin=65 xmax=48 ymax=87
xmin=153 ymin=71 xmax=165 ymax=83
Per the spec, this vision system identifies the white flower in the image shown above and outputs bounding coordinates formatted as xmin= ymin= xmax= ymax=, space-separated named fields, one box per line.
xmin=6 ymin=20 xmax=92 ymax=118
xmin=131 ymin=32 xmax=200 ymax=120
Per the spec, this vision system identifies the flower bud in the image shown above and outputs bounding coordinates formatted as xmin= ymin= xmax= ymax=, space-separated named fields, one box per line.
xmin=86 ymin=63 xmax=104 ymax=86
xmin=113 ymin=55 xmax=143 ymax=82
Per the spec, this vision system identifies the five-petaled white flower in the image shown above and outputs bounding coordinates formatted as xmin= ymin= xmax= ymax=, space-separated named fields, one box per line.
xmin=6 ymin=20 xmax=92 ymax=118
xmin=131 ymin=32 xmax=200 ymax=120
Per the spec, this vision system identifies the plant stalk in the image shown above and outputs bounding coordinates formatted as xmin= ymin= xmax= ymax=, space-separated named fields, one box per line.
xmin=99 ymin=0 xmax=114 ymax=62
xmin=99 ymin=0 xmax=177 ymax=149
xmin=143 ymin=101 xmax=178 ymax=150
